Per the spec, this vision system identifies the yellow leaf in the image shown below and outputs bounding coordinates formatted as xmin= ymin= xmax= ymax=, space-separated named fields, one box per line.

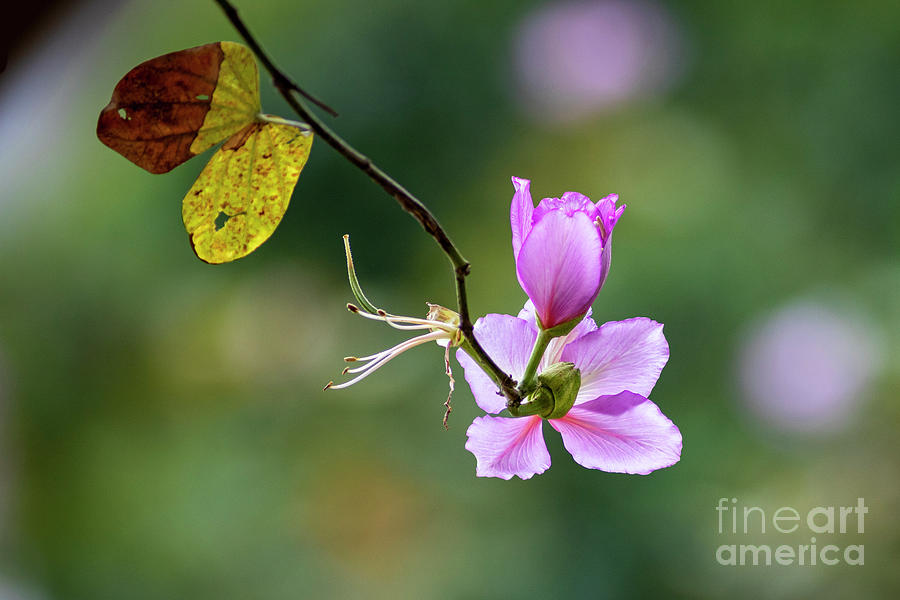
xmin=189 ymin=41 xmax=261 ymax=156
xmin=182 ymin=120 xmax=314 ymax=264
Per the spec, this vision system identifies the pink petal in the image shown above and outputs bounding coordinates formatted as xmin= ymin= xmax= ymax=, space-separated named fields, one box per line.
xmin=516 ymin=299 xmax=541 ymax=330
xmin=549 ymin=391 xmax=681 ymax=474
xmin=560 ymin=191 xmax=595 ymax=215
xmin=510 ymin=176 xmax=534 ymax=260
xmin=516 ymin=209 xmax=602 ymax=329
xmin=597 ymin=237 xmax=612 ymax=292
xmin=595 ymin=195 xmax=623 ymax=288
xmin=455 ymin=314 xmax=537 ymax=413
xmin=561 ymin=317 xmax=668 ymax=404
xmin=466 ymin=415 xmax=550 ymax=480
xmin=533 ymin=192 xmax=598 ymax=223
xmin=595 ymin=194 xmax=625 ymax=246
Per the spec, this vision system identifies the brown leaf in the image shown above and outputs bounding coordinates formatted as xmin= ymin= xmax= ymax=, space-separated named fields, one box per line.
xmin=96 ymin=43 xmax=232 ymax=174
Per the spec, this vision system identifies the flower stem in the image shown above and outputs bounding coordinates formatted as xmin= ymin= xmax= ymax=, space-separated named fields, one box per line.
xmin=517 ymin=329 xmax=553 ymax=398
xmin=213 ymin=0 xmax=521 ymax=405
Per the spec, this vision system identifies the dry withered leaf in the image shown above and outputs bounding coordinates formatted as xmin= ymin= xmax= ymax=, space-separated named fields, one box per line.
xmin=97 ymin=41 xmax=261 ymax=174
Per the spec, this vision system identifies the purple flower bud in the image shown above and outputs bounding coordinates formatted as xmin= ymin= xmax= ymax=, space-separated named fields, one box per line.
xmin=510 ymin=177 xmax=624 ymax=329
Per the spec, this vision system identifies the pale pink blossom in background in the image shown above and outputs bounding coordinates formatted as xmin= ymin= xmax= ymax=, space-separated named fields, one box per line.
xmin=512 ymin=0 xmax=687 ymax=123
xmin=737 ymin=301 xmax=884 ymax=434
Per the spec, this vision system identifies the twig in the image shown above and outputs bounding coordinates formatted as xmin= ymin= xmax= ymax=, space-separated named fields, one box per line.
xmin=442 ymin=344 xmax=454 ymax=429
xmin=213 ymin=0 xmax=521 ymax=405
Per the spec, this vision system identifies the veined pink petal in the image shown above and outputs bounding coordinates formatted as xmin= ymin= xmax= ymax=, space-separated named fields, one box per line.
xmin=561 ymin=317 xmax=668 ymax=404
xmin=533 ymin=192 xmax=597 ymax=223
xmin=516 ymin=210 xmax=602 ymax=329
xmin=466 ymin=415 xmax=549 ymax=480
xmin=455 ymin=314 xmax=537 ymax=413
xmin=560 ymin=191 xmax=595 ymax=215
xmin=510 ymin=177 xmax=534 ymax=260
xmin=516 ymin=299 xmax=540 ymax=329
xmin=549 ymin=391 xmax=681 ymax=475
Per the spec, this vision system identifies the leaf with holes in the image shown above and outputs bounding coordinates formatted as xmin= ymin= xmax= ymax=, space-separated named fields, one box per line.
xmin=97 ymin=41 xmax=262 ymax=174
xmin=182 ymin=120 xmax=313 ymax=264
xmin=97 ymin=41 xmax=315 ymax=262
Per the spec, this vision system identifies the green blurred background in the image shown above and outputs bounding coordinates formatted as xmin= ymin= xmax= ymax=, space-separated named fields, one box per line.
xmin=1 ymin=0 xmax=898 ymax=598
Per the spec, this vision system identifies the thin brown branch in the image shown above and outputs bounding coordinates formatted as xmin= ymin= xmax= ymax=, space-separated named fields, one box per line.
xmin=213 ymin=0 xmax=521 ymax=405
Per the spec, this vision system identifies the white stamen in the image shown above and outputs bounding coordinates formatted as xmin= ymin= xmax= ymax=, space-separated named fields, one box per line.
xmin=382 ymin=321 xmax=435 ymax=331
xmin=349 ymin=348 xmax=397 ymax=363
xmin=327 ymin=330 xmax=448 ymax=389
xmin=345 ymin=327 xmax=450 ymax=364
xmin=351 ymin=308 xmax=458 ymax=333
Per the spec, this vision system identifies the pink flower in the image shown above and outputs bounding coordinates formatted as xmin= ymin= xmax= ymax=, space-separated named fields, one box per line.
xmin=456 ymin=302 xmax=681 ymax=480
xmin=511 ymin=177 xmax=624 ymax=330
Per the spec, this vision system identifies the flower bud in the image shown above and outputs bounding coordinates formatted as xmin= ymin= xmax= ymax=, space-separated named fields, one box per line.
xmin=510 ymin=177 xmax=624 ymax=330
xmin=534 ymin=362 xmax=582 ymax=419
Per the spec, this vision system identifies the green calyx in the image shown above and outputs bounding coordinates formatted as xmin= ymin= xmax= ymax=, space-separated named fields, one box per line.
xmin=508 ymin=362 xmax=581 ymax=419
xmin=537 ymin=313 xmax=585 ymax=338
xmin=538 ymin=362 xmax=581 ymax=418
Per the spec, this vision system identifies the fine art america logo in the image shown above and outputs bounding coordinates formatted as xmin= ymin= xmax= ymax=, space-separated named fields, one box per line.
xmin=715 ymin=497 xmax=867 ymax=566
